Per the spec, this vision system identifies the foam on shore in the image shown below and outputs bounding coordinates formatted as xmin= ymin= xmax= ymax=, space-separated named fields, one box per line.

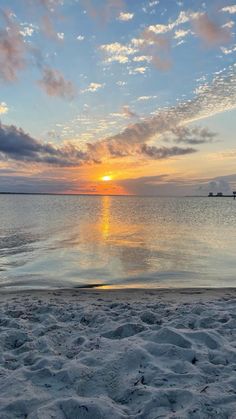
xmin=0 ymin=288 xmax=236 ymax=418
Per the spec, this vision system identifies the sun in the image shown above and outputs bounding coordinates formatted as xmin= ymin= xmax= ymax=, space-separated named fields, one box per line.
xmin=101 ymin=175 xmax=112 ymax=181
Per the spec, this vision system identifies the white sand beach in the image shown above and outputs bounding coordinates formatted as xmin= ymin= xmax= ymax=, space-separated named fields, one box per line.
xmin=1 ymin=288 xmax=236 ymax=418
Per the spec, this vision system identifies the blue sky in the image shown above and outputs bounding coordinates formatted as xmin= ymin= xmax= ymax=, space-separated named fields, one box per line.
xmin=0 ymin=0 xmax=236 ymax=195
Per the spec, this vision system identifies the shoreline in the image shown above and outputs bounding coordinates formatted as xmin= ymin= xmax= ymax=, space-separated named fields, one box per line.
xmin=1 ymin=287 xmax=236 ymax=418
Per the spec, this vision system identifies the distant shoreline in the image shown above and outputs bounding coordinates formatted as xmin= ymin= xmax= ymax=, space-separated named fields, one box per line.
xmin=1 ymin=192 xmax=234 ymax=198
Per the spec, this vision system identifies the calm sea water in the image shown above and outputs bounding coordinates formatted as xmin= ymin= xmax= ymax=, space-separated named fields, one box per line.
xmin=0 ymin=195 xmax=236 ymax=290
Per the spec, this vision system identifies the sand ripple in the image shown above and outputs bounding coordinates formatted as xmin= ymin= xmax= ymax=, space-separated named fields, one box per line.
xmin=0 ymin=289 xmax=236 ymax=418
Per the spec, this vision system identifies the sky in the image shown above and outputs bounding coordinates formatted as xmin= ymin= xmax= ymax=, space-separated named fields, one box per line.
xmin=0 ymin=0 xmax=236 ymax=196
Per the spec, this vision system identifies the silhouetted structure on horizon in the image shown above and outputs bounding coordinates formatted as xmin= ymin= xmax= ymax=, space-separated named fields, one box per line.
xmin=208 ymin=192 xmax=236 ymax=199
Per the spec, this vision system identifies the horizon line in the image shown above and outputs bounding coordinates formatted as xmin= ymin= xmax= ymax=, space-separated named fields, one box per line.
xmin=0 ymin=191 xmax=210 ymax=198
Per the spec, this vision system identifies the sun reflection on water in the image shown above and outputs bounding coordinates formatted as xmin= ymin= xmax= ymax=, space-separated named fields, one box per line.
xmin=101 ymin=196 xmax=111 ymax=240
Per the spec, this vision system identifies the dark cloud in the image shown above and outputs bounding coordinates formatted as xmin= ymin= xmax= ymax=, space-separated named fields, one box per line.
xmin=0 ymin=122 xmax=86 ymax=166
xmin=38 ymin=67 xmax=77 ymax=100
xmin=165 ymin=126 xmax=217 ymax=145
xmin=141 ymin=144 xmax=196 ymax=159
xmin=0 ymin=121 xmax=196 ymax=167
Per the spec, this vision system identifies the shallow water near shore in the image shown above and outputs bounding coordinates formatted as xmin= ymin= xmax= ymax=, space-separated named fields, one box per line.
xmin=0 ymin=194 xmax=236 ymax=290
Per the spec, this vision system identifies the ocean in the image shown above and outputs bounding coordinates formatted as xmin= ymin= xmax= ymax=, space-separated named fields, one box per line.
xmin=0 ymin=194 xmax=235 ymax=290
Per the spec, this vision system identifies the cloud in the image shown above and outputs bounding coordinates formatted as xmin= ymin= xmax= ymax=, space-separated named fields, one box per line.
xmin=33 ymin=0 xmax=63 ymax=12
xmin=0 ymin=171 xmax=79 ymax=194
xmin=129 ymin=67 xmax=147 ymax=74
xmin=1 ymin=65 xmax=234 ymax=167
xmin=57 ymin=32 xmax=64 ymax=40
xmin=193 ymin=13 xmax=231 ymax=45
xmin=82 ymin=0 xmax=125 ymax=23
xmin=221 ymin=44 xmax=236 ymax=54
xmin=148 ymin=10 xmax=201 ymax=35
xmin=222 ymin=20 xmax=235 ymax=28
xmin=38 ymin=67 xmax=76 ymax=99
xmin=0 ymin=122 xmax=87 ymax=166
xmin=117 ymin=12 xmax=134 ymax=21
xmin=174 ymin=29 xmax=191 ymax=39
xmin=19 ymin=23 xmax=37 ymax=38
xmin=141 ymin=144 xmax=196 ymax=159
xmin=82 ymin=82 xmax=104 ymax=93
xmin=0 ymin=102 xmax=8 ymax=114
xmin=0 ymin=120 xmax=196 ymax=167
xmin=137 ymin=95 xmax=158 ymax=101
xmin=122 ymin=106 xmax=138 ymax=118
xmin=0 ymin=10 xmax=27 ymax=82
xmin=196 ymin=174 xmax=236 ymax=195
xmin=100 ymin=26 xmax=171 ymax=71
xmin=165 ymin=126 xmax=217 ymax=145
xmin=132 ymin=28 xmax=171 ymax=71
xmin=41 ymin=14 xmax=60 ymax=40
xmin=116 ymin=80 xmax=127 ymax=86
xmin=77 ymin=35 xmax=85 ymax=41
xmin=100 ymin=41 xmax=137 ymax=64
xmin=86 ymin=64 xmax=234 ymax=159
xmin=221 ymin=5 xmax=236 ymax=14
xmin=118 ymin=173 xmax=236 ymax=196
xmin=133 ymin=55 xmax=152 ymax=62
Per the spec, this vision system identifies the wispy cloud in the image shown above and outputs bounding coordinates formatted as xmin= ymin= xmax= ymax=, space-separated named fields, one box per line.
xmin=137 ymin=95 xmax=158 ymax=101
xmin=0 ymin=10 xmax=27 ymax=82
xmin=82 ymin=0 xmax=125 ymax=24
xmin=38 ymin=67 xmax=77 ymax=99
xmin=32 ymin=0 xmax=64 ymax=12
xmin=193 ymin=13 xmax=231 ymax=45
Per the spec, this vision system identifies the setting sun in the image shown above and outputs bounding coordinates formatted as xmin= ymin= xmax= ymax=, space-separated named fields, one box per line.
xmin=101 ymin=175 xmax=112 ymax=182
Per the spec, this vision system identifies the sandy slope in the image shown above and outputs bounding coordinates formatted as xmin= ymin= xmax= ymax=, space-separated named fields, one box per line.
xmin=0 ymin=288 xmax=236 ymax=418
